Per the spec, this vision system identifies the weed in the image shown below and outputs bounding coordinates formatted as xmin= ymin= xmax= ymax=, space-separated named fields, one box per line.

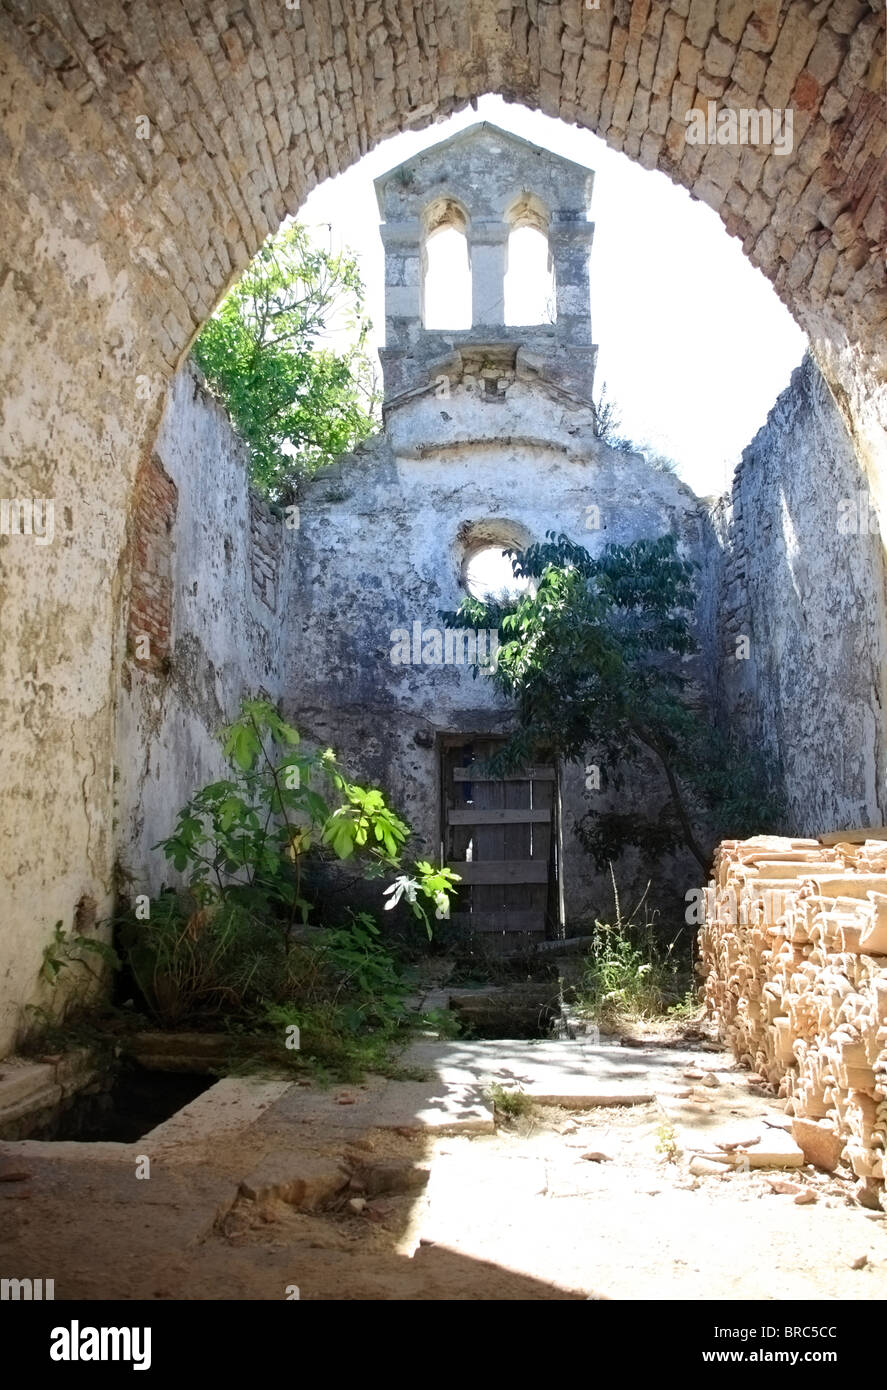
xmin=486 ymin=1081 xmax=533 ymax=1122
xmin=41 ymin=922 xmax=119 ymax=987
xmin=667 ymin=988 xmax=703 ymax=1020
xmin=576 ymin=870 xmax=693 ymax=1027
xmin=655 ymin=1119 xmax=680 ymax=1163
xmin=419 ymin=1006 xmax=462 ymax=1039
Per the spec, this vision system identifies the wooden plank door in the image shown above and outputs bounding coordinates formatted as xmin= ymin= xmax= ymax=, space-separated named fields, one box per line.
xmin=443 ymin=737 xmax=555 ymax=951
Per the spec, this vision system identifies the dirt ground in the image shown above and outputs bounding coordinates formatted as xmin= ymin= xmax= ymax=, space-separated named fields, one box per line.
xmin=3 ymin=1035 xmax=886 ymax=1301
xmin=212 ymin=1103 xmax=887 ymax=1301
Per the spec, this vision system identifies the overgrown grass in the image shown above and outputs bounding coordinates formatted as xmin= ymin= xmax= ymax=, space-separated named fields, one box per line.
xmin=577 ymin=920 xmax=693 ymax=1026
xmin=114 ymin=893 xmax=414 ymax=1082
xmin=574 ymin=873 xmax=695 ymax=1028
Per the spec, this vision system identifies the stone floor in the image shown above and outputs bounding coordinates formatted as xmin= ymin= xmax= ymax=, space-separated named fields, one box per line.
xmin=1 ymin=1035 xmax=885 ymax=1300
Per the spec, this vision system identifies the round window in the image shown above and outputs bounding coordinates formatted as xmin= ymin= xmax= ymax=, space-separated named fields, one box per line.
xmin=463 ymin=544 xmax=532 ymax=603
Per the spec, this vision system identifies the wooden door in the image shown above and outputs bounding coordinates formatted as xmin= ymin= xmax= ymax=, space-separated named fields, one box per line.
xmin=442 ymin=737 xmax=556 ymax=951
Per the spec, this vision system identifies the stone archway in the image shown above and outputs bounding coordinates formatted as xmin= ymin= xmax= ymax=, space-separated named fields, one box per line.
xmin=0 ymin=0 xmax=884 ymax=1052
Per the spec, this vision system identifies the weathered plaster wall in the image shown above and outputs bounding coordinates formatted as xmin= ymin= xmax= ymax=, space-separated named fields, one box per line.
xmin=0 ymin=206 xmax=155 ymax=1058
xmin=115 ymin=364 xmax=296 ymax=899
xmin=284 ymin=371 xmax=709 ymax=925
xmin=715 ymin=352 xmax=887 ymax=834
xmin=107 ymin=348 xmax=887 ymax=946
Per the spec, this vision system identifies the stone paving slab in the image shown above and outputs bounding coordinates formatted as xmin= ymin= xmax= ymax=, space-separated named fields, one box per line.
xmin=397 ymin=1038 xmax=714 ymax=1109
xmin=371 ymin=1080 xmax=495 ymax=1133
xmin=251 ymin=1068 xmax=495 ymax=1136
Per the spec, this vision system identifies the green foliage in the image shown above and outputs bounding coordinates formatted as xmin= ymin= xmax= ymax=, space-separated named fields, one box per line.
xmin=115 ymin=700 xmax=459 ymax=1078
xmin=655 ymin=1120 xmax=680 ymax=1162
xmin=575 ymin=807 xmax=686 ymax=872
xmin=590 ymin=380 xmax=633 ymax=451
xmin=315 ymin=911 xmax=406 ymax=1031
xmin=255 ymin=1002 xmax=398 ymax=1082
xmin=192 ymin=223 xmax=379 ymax=501
xmin=384 ymin=861 xmax=463 ymax=939
xmin=419 ymin=1006 xmax=463 ymax=1040
xmin=667 ymin=989 xmax=701 ymax=1020
xmin=20 ymin=1003 xmax=129 ymax=1063
xmin=486 ymin=1081 xmax=533 ymax=1121
xmin=576 ymin=879 xmax=693 ymax=1026
xmin=157 ymin=697 xmax=455 ymax=941
xmin=257 ymin=912 xmax=410 ymax=1079
xmin=579 ymin=924 xmax=680 ymax=1023
xmin=27 ymin=925 xmax=121 ymax=1053
xmin=41 ymin=922 xmax=119 ymax=986
xmin=117 ymin=896 xmax=408 ymax=1078
xmin=442 ymin=531 xmax=781 ymax=870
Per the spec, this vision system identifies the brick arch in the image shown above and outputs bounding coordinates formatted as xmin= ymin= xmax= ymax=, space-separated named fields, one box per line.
xmin=1 ymin=2 xmax=884 ymax=379
xmin=0 ymin=0 xmax=885 ymax=1053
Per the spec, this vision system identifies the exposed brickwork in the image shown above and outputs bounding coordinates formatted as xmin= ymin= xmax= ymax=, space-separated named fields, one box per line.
xmin=249 ymin=493 xmax=281 ymax=613
xmin=127 ymin=452 xmax=178 ymax=674
xmin=0 ymin=0 xmax=882 ymax=379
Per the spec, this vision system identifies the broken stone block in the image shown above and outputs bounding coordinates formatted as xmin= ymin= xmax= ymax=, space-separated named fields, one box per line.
xmin=239 ymin=1153 xmax=350 ymax=1210
xmin=348 ymin=1157 xmax=431 ymax=1198
xmin=791 ymin=1117 xmax=843 ymax=1172
xmin=689 ymin=1155 xmax=732 ymax=1176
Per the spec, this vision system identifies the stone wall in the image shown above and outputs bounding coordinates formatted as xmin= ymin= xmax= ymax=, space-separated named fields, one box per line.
xmin=111 ymin=361 xmax=710 ymax=930
xmin=115 ymin=364 xmax=296 ymax=899
xmin=86 ymin=347 xmax=887 ymax=981
xmin=283 ymin=371 xmax=710 ymax=927
xmin=714 ymin=353 xmax=887 ymax=834
xmin=699 ymin=833 xmax=887 ymax=1195
xmin=108 ymin=349 xmax=887 ymax=933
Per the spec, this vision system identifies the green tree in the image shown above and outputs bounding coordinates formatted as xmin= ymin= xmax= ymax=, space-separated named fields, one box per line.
xmin=192 ymin=223 xmax=379 ymax=500
xmin=442 ymin=532 xmax=780 ymax=873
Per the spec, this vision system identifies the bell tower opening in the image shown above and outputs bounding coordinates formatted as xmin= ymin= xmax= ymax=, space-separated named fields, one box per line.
xmin=504 ymin=192 xmax=556 ymax=327
xmin=421 ymin=197 xmax=472 ymax=331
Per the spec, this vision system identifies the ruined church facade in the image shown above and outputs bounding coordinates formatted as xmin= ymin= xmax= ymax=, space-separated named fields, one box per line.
xmin=109 ymin=119 xmax=885 ymax=972
xmin=281 ymin=124 xmax=711 ymax=930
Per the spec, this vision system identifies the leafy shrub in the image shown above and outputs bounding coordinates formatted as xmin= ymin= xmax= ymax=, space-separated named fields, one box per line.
xmin=156 ymin=698 xmax=457 ymax=941
xmin=115 ymin=700 xmax=459 ymax=1077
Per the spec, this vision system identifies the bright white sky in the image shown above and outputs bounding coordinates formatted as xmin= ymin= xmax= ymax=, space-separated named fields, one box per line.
xmin=299 ymin=95 xmax=807 ymax=498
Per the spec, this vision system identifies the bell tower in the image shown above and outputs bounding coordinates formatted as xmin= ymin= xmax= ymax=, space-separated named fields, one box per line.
xmin=374 ymin=122 xmax=597 ymax=406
